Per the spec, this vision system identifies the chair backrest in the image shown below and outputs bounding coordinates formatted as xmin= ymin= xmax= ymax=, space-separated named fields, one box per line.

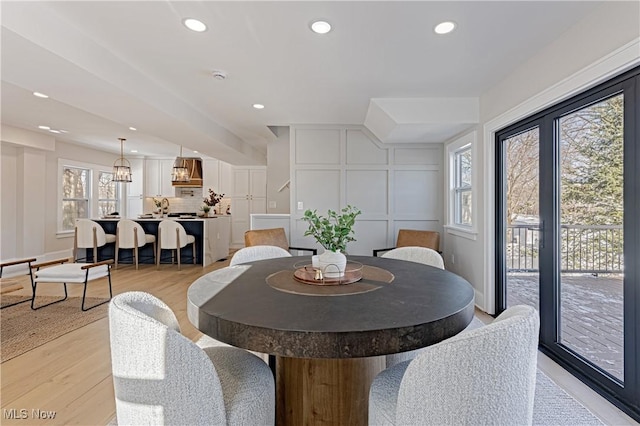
xmin=396 ymin=229 xmax=440 ymax=252
xmin=117 ymin=219 xmax=147 ymax=248
xmin=75 ymin=219 xmax=108 ymax=248
xmin=381 ymin=247 xmax=444 ymax=269
xmin=230 ymin=246 xmax=292 ymax=266
xmin=158 ymin=220 xmax=189 ymax=249
xmin=395 ymin=305 xmax=539 ymax=426
xmin=109 ymin=291 xmax=227 ymax=425
xmin=244 ymin=228 xmax=289 ymax=251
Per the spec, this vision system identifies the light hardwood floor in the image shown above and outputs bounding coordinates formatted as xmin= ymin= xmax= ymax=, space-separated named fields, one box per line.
xmin=1 ymin=257 xmax=637 ymax=425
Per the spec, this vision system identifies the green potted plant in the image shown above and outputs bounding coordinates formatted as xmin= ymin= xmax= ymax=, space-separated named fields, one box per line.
xmin=301 ymin=205 xmax=361 ymax=277
xmin=199 ymin=205 xmax=211 ymax=217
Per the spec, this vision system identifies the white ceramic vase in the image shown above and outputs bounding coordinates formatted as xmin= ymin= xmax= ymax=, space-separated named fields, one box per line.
xmin=312 ymin=249 xmax=347 ymax=278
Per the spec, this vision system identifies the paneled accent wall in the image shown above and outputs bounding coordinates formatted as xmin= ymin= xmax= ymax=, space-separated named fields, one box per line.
xmin=290 ymin=125 xmax=443 ymax=255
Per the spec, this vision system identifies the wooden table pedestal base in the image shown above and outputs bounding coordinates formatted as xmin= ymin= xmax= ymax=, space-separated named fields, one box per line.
xmin=276 ymin=355 xmax=386 ymax=426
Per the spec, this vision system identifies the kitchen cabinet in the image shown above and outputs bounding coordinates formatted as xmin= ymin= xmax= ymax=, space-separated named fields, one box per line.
xmin=230 ymin=167 xmax=267 ymax=247
xmin=202 ymin=159 xmax=233 ymax=197
xmin=144 ymin=159 xmax=174 ymax=197
xmin=125 ymin=158 xmax=144 ymax=218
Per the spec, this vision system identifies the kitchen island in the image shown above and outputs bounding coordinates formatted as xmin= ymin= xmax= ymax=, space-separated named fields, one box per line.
xmin=91 ymin=216 xmax=231 ymax=267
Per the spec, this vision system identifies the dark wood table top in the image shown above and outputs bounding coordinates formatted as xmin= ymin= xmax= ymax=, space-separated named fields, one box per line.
xmin=187 ymin=255 xmax=475 ymax=358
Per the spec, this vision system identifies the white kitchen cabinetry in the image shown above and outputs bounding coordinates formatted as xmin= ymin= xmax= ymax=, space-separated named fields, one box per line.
xmin=203 ymin=216 xmax=232 ymax=264
xmin=125 ymin=158 xmax=144 ymax=217
xmin=202 ymin=159 xmax=219 ymax=196
xmin=230 ymin=167 xmax=267 ymax=247
xmin=202 ymin=159 xmax=233 ymax=196
xmin=144 ymin=159 xmax=174 ymax=197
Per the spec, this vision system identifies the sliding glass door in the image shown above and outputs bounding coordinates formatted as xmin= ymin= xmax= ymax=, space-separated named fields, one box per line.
xmin=496 ymin=67 xmax=639 ymax=420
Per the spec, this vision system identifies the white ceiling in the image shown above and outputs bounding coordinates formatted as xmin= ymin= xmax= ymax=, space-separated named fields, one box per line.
xmin=1 ymin=1 xmax=603 ymax=164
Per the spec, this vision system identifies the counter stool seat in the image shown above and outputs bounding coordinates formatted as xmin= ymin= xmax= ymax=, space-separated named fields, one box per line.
xmin=31 ymin=259 xmax=113 ymax=311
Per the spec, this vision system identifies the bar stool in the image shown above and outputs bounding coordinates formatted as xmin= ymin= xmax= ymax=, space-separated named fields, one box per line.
xmin=157 ymin=220 xmax=196 ymax=271
xmin=115 ymin=219 xmax=156 ymax=269
xmin=74 ymin=219 xmax=116 ymax=262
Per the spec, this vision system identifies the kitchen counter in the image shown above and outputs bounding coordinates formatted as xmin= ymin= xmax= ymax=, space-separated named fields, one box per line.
xmin=90 ymin=216 xmax=231 ymax=266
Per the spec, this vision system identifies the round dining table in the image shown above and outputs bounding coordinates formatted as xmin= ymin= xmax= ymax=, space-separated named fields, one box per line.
xmin=187 ymin=255 xmax=475 ymax=426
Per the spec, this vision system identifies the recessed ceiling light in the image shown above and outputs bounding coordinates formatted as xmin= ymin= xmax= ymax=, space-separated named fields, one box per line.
xmin=253 ymin=104 xmax=265 ymax=109
xmin=311 ymin=20 xmax=332 ymax=34
xmin=183 ymin=18 xmax=207 ymax=32
xmin=38 ymin=125 xmax=50 ymax=130
xmin=131 ymin=149 xmax=138 ymax=153
xmin=129 ymin=127 xmax=137 ymax=131
xmin=193 ymin=151 xmax=198 ymax=153
xmin=49 ymin=129 xmax=61 ymax=134
xmin=33 ymin=92 xmax=49 ymax=98
xmin=434 ymin=21 xmax=456 ymax=35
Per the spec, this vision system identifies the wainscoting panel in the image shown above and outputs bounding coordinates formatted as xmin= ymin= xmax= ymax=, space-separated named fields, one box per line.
xmin=346 ymin=129 xmax=388 ymax=165
xmin=291 ymin=125 xmax=443 ymax=256
xmin=345 ymin=170 xmax=388 ymax=215
xmin=393 ymin=170 xmax=440 ymax=218
xmin=294 ymin=129 xmax=341 ymax=165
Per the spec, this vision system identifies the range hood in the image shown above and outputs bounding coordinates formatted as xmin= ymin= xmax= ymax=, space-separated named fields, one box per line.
xmin=172 ymin=157 xmax=203 ymax=187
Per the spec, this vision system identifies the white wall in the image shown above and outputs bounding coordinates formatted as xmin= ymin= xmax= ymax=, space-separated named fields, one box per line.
xmin=290 ymin=125 xmax=443 ymax=256
xmin=1 ymin=133 xmax=119 ymax=263
xmin=443 ymin=1 xmax=640 ymax=313
xmin=266 ymin=126 xmax=291 ymax=214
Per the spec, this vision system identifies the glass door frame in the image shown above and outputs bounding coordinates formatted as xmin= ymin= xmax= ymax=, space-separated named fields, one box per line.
xmin=495 ymin=67 xmax=640 ymax=421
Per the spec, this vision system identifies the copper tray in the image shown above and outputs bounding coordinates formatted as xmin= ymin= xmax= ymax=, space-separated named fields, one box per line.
xmin=293 ymin=266 xmax=363 ymax=286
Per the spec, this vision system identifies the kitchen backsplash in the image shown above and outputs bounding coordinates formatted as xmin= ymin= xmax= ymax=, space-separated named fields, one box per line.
xmin=144 ymin=197 xmax=231 ymax=215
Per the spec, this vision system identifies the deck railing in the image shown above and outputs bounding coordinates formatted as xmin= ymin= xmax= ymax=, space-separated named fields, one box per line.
xmin=506 ymin=224 xmax=623 ymax=273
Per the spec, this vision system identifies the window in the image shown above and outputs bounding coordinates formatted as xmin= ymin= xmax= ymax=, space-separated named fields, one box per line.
xmin=454 ymin=146 xmax=472 ymax=226
xmin=58 ymin=159 xmax=123 ymax=235
xmin=98 ymin=171 xmax=120 ymax=216
xmin=62 ymin=166 xmax=90 ymax=231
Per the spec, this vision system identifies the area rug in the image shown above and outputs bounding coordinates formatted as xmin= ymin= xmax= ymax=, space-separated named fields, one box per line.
xmin=534 ymin=369 xmax=603 ymax=425
xmin=0 ymin=296 xmax=109 ymax=363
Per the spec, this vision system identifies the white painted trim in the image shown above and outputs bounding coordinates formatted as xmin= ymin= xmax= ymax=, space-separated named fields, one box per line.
xmin=57 ymin=158 xmax=123 ymax=234
xmin=444 ymin=225 xmax=477 ymax=241
xmin=445 ymin=131 xmax=478 ymax=233
xmin=481 ymin=37 xmax=640 ymax=315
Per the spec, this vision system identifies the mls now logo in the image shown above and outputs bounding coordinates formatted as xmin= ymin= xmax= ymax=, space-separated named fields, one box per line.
xmin=3 ymin=408 xmax=56 ymax=420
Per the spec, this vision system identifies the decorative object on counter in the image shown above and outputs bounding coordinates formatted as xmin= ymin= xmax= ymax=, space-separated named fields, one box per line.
xmin=199 ymin=205 xmax=211 ymax=217
xmin=226 ymin=203 xmax=231 ymax=215
xmin=160 ymin=198 xmax=170 ymax=215
xmin=203 ymin=188 xmax=225 ymax=212
xmin=301 ymin=205 xmax=362 ymax=278
xmin=171 ymin=145 xmax=190 ymax=183
xmin=112 ymin=138 xmax=132 ymax=182
xmin=152 ymin=198 xmax=163 ymax=216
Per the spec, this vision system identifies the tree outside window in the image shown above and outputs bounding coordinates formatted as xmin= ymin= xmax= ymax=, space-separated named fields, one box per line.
xmin=62 ymin=166 xmax=90 ymax=231
xmin=98 ymin=171 xmax=119 ymax=216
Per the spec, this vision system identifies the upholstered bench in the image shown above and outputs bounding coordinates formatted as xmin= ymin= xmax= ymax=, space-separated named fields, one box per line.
xmin=31 ymin=259 xmax=114 ymax=311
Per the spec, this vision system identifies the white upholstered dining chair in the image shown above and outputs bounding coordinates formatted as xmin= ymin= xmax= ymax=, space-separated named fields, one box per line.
xmin=369 ymin=305 xmax=539 ymax=426
xmin=109 ymin=291 xmax=275 ymax=426
xmin=381 ymin=246 xmax=444 ymax=270
xmin=229 ymin=245 xmax=292 ymax=266
xmin=115 ymin=219 xmax=156 ymax=269
xmin=381 ymin=246 xmax=446 ymax=368
xmin=73 ymin=219 xmax=116 ymax=262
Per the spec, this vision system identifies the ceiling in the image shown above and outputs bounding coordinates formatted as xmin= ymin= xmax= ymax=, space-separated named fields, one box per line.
xmin=1 ymin=1 xmax=603 ymax=165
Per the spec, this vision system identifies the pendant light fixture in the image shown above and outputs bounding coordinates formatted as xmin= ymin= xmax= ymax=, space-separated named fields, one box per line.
xmin=112 ymin=138 xmax=132 ymax=182
xmin=171 ymin=145 xmax=190 ymax=183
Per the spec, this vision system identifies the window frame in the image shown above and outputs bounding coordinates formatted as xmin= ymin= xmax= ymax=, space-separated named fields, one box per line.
xmin=445 ymin=131 xmax=478 ymax=239
xmin=57 ymin=158 xmax=123 ymax=236
xmin=97 ymin=170 xmax=120 ymax=217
